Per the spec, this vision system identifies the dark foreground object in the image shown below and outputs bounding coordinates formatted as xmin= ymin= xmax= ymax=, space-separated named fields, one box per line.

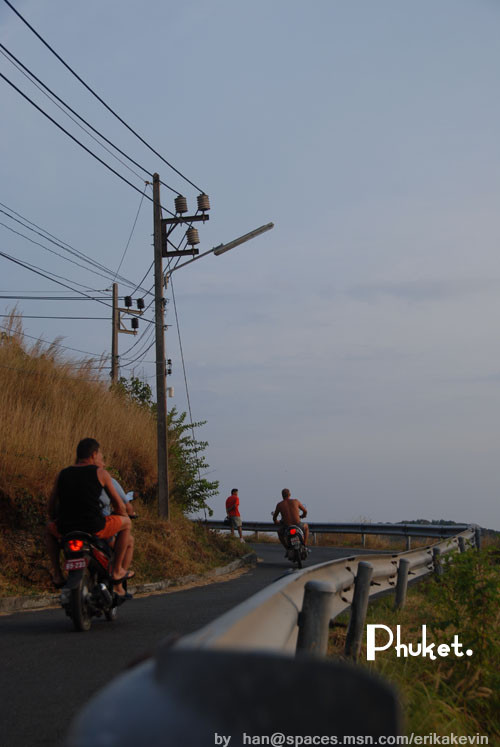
xmin=67 ymin=648 xmax=401 ymax=746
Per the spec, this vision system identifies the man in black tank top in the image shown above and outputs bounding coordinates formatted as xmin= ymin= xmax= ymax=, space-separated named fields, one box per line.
xmin=46 ymin=438 xmax=134 ymax=597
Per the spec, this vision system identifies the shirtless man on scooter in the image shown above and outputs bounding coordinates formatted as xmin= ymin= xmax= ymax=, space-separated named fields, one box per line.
xmin=272 ymin=488 xmax=309 ymax=549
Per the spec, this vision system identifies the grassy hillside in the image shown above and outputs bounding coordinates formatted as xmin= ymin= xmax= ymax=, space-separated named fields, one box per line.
xmin=328 ymin=546 xmax=500 ymax=739
xmin=0 ymin=316 xmax=244 ymax=596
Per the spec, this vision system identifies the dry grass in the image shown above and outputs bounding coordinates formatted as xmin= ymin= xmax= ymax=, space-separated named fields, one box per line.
xmin=0 ymin=315 xmax=245 ymax=596
xmin=0 ymin=316 xmax=157 ymax=511
xmin=315 ymin=532 xmax=431 ymax=551
xmin=328 ymin=545 xmax=500 ymax=739
xmin=0 ymin=501 xmax=248 ymax=596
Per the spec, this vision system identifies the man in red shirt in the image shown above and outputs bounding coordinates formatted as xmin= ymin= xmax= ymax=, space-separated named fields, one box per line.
xmin=225 ymin=488 xmax=244 ymax=542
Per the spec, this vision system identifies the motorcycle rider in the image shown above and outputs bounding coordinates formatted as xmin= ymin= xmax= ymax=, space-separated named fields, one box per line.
xmin=272 ymin=488 xmax=309 ymax=550
xmin=46 ymin=438 xmax=133 ymax=597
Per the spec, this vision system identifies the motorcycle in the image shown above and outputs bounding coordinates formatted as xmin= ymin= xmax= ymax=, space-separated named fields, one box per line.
xmin=59 ymin=531 xmax=127 ymax=631
xmin=284 ymin=524 xmax=308 ymax=569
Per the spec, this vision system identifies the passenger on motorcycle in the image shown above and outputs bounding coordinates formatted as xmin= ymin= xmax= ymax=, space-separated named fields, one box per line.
xmin=45 ymin=438 xmax=134 ymax=597
xmin=272 ymin=488 xmax=309 ymax=549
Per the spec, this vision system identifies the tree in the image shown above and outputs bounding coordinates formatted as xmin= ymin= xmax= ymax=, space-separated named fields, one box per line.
xmin=114 ymin=375 xmax=217 ymax=516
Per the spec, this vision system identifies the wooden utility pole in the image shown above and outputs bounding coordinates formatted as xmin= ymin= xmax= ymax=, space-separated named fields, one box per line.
xmin=111 ymin=282 xmax=119 ymax=384
xmin=153 ymin=173 xmax=169 ymax=519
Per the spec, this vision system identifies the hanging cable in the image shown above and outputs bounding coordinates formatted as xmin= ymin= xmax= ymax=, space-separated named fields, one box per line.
xmin=113 ymin=184 xmax=148 ymax=280
xmin=169 ymin=273 xmax=205 ymax=517
xmin=0 ymin=201 xmax=153 ymax=295
xmin=0 ymin=219 xmax=126 ymax=285
xmin=0 ymin=71 xmax=169 ymax=206
xmin=0 ymin=321 xmax=108 ymax=358
xmin=0 ymin=248 xmax=114 ymax=304
xmin=0 ymin=44 xmax=183 ymax=197
xmin=2 ymin=0 xmax=205 ymax=193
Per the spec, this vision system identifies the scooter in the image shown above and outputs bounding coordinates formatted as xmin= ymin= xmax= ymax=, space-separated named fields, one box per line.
xmin=59 ymin=531 xmax=128 ymax=631
xmin=284 ymin=524 xmax=308 ymax=569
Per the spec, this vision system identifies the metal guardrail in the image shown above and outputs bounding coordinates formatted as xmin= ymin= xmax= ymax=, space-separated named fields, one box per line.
xmin=204 ymin=520 xmax=470 ymax=536
xmin=203 ymin=520 xmax=472 ymax=549
xmin=66 ymin=526 xmax=478 ymax=745
xmin=178 ymin=528 xmax=476 ymax=653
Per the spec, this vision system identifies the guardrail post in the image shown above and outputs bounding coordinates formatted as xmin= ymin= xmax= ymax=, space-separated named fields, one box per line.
xmin=361 ymin=533 xmax=366 ymax=548
xmin=432 ymin=547 xmax=443 ymax=577
xmin=312 ymin=532 xmax=317 ymax=545
xmin=344 ymin=561 xmax=373 ymax=661
xmin=254 ymin=531 xmax=259 ymax=541
xmin=474 ymin=526 xmax=482 ymax=551
xmin=296 ymin=580 xmax=335 ymax=656
xmin=458 ymin=536 xmax=466 ymax=553
xmin=406 ymin=536 xmax=411 ymax=551
xmin=394 ymin=558 xmax=411 ymax=609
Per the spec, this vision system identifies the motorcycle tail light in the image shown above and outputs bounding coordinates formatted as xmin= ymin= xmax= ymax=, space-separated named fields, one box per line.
xmin=68 ymin=539 xmax=84 ymax=552
xmin=289 ymin=528 xmax=297 ymax=535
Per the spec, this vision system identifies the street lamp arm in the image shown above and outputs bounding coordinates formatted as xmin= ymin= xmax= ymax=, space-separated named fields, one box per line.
xmin=167 ymin=222 xmax=274 ymax=276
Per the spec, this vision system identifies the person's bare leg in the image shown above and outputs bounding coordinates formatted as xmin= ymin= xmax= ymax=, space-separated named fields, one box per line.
xmin=277 ymin=530 xmax=287 ymax=549
xmin=112 ymin=519 xmax=132 ymax=594
xmin=122 ymin=534 xmax=134 ymax=572
xmin=45 ymin=527 xmax=64 ymax=585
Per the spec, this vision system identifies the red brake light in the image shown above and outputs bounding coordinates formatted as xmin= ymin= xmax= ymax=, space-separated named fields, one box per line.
xmin=289 ymin=528 xmax=297 ymax=535
xmin=68 ymin=539 xmax=84 ymax=552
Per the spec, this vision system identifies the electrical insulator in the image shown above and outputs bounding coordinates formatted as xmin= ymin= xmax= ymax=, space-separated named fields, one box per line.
xmin=175 ymin=195 xmax=188 ymax=214
xmin=167 ymin=359 xmax=172 ymax=365
xmin=137 ymin=298 xmax=145 ymax=310
xmin=186 ymin=227 xmax=200 ymax=246
xmin=131 ymin=318 xmax=139 ymax=330
xmin=197 ymin=193 xmax=210 ymax=212
xmin=167 ymin=365 xmax=172 ymax=376
xmin=124 ymin=296 xmax=132 ymax=307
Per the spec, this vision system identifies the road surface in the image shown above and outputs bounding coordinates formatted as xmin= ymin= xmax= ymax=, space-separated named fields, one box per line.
xmin=0 ymin=543 xmax=367 ymax=746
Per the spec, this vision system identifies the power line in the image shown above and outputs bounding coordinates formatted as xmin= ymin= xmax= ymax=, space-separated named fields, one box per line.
xmin=0 ymin=201 xmax=154 ymax=295
xmin=0 ymin=314 xmax=110 ymax=319
xmin=128 ymin=261 xmax=154 ymax=298
xmin=0 ymin=218 xmax=124 ymax=285
xmin=0 ymin=248 xmax=113 ymax=304
xmin=0 ymin=295 xmax=109 ymax=300
xmin=1 ymin=72 xmax=184 ymax=221
xmin=113 ymin=185 xmax=147 ymax=280
xmin=120 ymin=337 xmax=156 ymax=367
xmin=0 ymin=44 xmax=182 ymax=198
xmin=0 ymin=45 xmax=146 ymax=186
xmin=119 ymin=322 xmax=154 ymax=358
xmin=120 ymin=324 xmax=156 ymax=362
xmin=0 ymin=70 xmax=158 ymax=204
xmin=2 ymin=0 xmax=204 ymax=194
xmin=0 ymin=321 xmax=108 ymax=358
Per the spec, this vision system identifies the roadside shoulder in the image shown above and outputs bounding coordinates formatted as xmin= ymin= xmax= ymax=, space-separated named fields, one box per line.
xmin=0 ymin=552 xmax=258 ymax=615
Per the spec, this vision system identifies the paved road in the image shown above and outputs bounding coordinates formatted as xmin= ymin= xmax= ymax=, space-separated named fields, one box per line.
xmin=0 ymin=544 xmax=365 ymax=747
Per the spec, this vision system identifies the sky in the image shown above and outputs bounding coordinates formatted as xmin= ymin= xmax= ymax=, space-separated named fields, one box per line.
xmin=1 ymin=0 xmax=500 ymax=530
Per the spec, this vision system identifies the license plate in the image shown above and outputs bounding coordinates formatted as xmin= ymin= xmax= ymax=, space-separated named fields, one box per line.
xmin=290 ymin=538 xmax=300 ymax=547
xmin=65 ymin=558 xmax=86 ymax=571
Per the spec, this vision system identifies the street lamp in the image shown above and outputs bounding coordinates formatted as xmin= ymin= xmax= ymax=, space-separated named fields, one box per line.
xmin=152 ymin=173 xmax=274 ymax=519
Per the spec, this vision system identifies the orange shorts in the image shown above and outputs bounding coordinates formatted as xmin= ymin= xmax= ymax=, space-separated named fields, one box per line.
xmin=47 ymin=514 xmax=124 ymax=539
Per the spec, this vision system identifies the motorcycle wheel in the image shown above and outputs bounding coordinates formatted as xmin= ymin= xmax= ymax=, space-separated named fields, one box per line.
xmin=71 ymin=569 xmax=92 ymax=632
xmin=105 ymin=605 xmax=118 ymax=622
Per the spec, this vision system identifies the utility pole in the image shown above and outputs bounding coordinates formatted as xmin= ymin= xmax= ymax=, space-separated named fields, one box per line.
xmin=111 ymin=283 xmax=119 ymax=384
xmin=153 ymin=174 xmax=169 ymax=520
xmin=110 ymin=283 xmax=143 ymax=385
xmin=152 ymin=179 xmax=270 ymax=520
